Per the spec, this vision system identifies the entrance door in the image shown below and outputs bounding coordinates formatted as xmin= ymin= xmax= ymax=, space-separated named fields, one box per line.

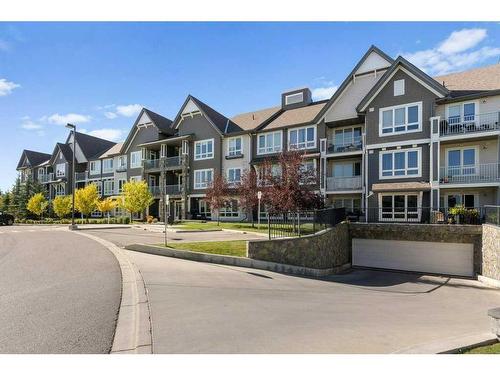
xmin=175 ymin=201 xmax=182 ymax=220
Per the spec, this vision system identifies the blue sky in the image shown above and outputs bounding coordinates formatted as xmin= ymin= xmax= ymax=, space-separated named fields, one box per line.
xmin=1 ymin=22 xmax=499 ymax=191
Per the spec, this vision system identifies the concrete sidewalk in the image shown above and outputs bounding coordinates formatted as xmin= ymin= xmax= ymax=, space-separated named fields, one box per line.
xmin=122 ymin=250 xmax=500 ymax=353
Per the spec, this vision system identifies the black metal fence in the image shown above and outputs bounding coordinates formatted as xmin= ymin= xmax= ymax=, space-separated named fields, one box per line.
xmin=363 ymin=206 xmax=487 ymax=225
xmin=267 ymin=207 xmax=346 ymax=239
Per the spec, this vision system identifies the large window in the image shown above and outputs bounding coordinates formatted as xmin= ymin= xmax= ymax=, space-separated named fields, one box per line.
xmin=288 ymin=126 xmax=316 ymax=150
xmin=194 ymin=139 xmax=214 ymax=160
xmin=227 ymin=168 xmax=242 ymax=185
xmin=332 ymin=127 xmax=362 ymax=152
xmin=379 ymin=193 xmax=421 ymax=222
xmin=380 ymin=148 xmax=421 ymax=179
xmin=333 ymin=198 xmax=361 ymax=213
xmin=117 ymin=155 xmax=127 ymax=170
xmin=89 ymin=161 xmax=100 ymax=175
xmin=444 ymin=194 xmax=476 ymax=209
xmin=55 ymin=163 xmax=65 ymax=177
xmin=285 ymin=92 xmax=303 ymax=105
xmin=55 ymin=183 xmax=65 ymax=196
xmin=333 ymin=161 xmax=361 ymax=177
xmin=257 ymin=131 xmax=282 ymax=155
xmin=103 ymin=180 xmax=114 ymax=195
xmin=194 ymin=169 xmax=213 ymax=189
xmin=130 ymin=151 xmax=142 ymax=168
xmin=379 ymin=102 xmax=422 ymax=135
xmin=102 ymin=158 xmax=114 ymax=173
xmin=227 ymin=137 xmax=242 ymax=157
xmin=446 ymin=147 xmax=477 ymax=176
xmin=447 ymin=102 xmax=476 ymax=124
xmin=219 ymin=199 xmax=239 ymax=218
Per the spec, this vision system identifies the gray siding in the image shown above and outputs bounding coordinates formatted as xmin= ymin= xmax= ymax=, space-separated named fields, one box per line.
xmin=365 ymin=69 xmax=438 ymax=145
xmin=126 ymin=125 xmax=159 ymax=179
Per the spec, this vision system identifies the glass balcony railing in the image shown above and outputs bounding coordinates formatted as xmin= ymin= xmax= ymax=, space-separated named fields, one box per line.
xmin=327 ymin=136 xmax=363 ymax=154
xmin=326 ymin=176 xmax=362 ymax=191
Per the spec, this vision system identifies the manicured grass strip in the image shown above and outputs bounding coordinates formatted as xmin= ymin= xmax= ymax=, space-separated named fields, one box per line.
xmin=462 ymin=342 xmax=500 ymax=354
xmin=161 ymin=240 xmax=247 ymax=257
xmin=172 ymin=220 xmax=317 ymax=235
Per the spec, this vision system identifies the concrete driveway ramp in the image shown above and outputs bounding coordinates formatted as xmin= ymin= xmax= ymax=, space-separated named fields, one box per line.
xmin=352 ymin=238 xmax=474 ymax=277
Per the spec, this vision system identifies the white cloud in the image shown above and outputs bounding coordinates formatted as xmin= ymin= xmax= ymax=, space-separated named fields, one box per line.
xmin=47 ymin=113 xmax=91 ymax=125
xmin=403 ymin=28 xmax=500 ymax=75
xmin=115 ymin=104 xmax=142 ymax=117
xmin=437 ymin=28 xmax=487 ymax=55
xmin=83 ymin=128 xmax=125 ymax=142
xmin=311 ymin=85 xmax=338 ymax=101
xmin=104 ymin=111 xmax=118 ymax=119
xmin=0 ymin=78 xmax=20 ymax=96
xmin=21 ymin=119 xmax=43 ymax=130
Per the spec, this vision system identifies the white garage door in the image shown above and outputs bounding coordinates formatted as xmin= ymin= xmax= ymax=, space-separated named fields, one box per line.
xmin=352 ymin=238 xmax=474 ymax=277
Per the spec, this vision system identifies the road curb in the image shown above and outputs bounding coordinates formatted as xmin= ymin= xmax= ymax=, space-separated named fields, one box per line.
xmin=125 ymin=243 xmax=351 ymax=278
xmin=74 ymin=231 xmax=153 ymax=354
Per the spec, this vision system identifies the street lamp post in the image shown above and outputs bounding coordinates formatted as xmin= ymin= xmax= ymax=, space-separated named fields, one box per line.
xmin=257 ymin=191 xmax=262 ymax=228
xmin=164 ymin=194 xmax=170 ymax=247
xmin=65 ymin=123 xmax=77 ymax=230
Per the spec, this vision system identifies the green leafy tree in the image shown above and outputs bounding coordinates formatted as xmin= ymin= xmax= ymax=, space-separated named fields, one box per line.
xmin=27 ymin=193 xmax=48 ymax=220
xmin=120 ymin=180 xmax=154 ymax=220
xmin=75 ymin=184 xmax=99 ymax=221
xmin=52 ymin=195 xmax=73 ymax=219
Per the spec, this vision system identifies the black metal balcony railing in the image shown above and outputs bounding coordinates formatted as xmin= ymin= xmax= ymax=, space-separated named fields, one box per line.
xmin=439 ymin=163 xmax=500 ymax=184
xmin=327 ymin=136 xmax=363 ymax=154
xmin=439 ymin=112 xmax=500 ymax=136
xmin=149 ymin=185 xmax=183 ymax=197
xmin=363 ymin=207 xmax=486 ymax=225
xmin=75 ymin=171 xmax=87 ymax=181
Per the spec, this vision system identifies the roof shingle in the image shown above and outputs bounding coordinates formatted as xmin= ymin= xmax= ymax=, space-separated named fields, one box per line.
xmin=434 ymin=64 xmax=500 ymax=91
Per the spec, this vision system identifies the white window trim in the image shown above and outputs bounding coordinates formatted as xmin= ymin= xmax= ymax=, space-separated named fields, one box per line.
xmin=130 ymin=151 xmax=142 ymax=168
xmin=445 ymin=146 xmax=479 ymax=177
xmin=378 ymin=192 xmax=423 ymax=222
xmin=219 ymin=199 xmax=240 ymax=218
xmin=378 ymin=101 xmax=423 ymax=137
xmin=56 ymin=163 xmax=66 ymax=177
xmin=55 ymin=183 xmax=65 ymax=196
xmin=194 ymin=138 xmax=215 ymax=161
xmin=226 ymin=136 xmax=243 ymax=157
xmin=394 ymin=79 xmax=405 ymax=96
xmin=103 ymin=180 xmax=115 ymax=195
xmin=194 ymin=168 xmax=214 ymax=190
xmin=379 ymin=147 xmax=422 ymax=180
xmin=445 ymin=100 xmax=479 ymax=121
xmin=257 ymin=130 xmax=283 ymax=155
xmin=117 ymin=155 xmax=127 ymax=169
xmin=102 ymin=158 xmax=114 ymax=173
xmin=288 ymin=125 xmax=317 ymax=150
xmin=285 ymin=92 xmax=304 ymax=105
xmin=226 ymin=167 xmax=242 ymax=185
xmin=89 ymin=161 xmax=101 ymax=175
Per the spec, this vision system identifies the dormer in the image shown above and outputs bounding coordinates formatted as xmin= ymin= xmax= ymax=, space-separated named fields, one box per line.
xmin=281 ymin=88 xmax=312 ymax=110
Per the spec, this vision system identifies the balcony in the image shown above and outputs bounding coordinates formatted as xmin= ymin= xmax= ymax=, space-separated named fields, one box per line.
xmin=439 ymin=163 xmax=500 ymax=185
xmin=144 ymin=159 xmax=160 ymax=170
xmin=164 ymin=156 xmax=182 ymax=169
xmin=115 ymin=164 xmax=127 ymax=173
xmin=149 ymin=185 xmax=183 ymax=197
xmin=75 ymin=171 xmax=88 ymax=181
xmin=439 ymin=112 xmax=500 ymax=137
xmin=326 ymin=176 xmax=362 ymax=192
xmin=38 ymin=174 xmax=50 ymax=183
xmin=149 ymin=186 xmax=161 ymax=196
xmin=327 ymin=136 xmax=362 ymax=154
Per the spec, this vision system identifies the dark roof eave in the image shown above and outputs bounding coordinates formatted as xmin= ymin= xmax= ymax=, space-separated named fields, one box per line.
xmin=436 ymin=89 xmax=500 ymax=104
xmin=137 ymin=134 xmax=192 ymax=147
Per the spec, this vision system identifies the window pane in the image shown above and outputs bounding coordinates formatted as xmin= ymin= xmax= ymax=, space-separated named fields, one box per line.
xmin=290 ymin=130 xmax=297 ymax=145
xmin=382 ymin=154 xmax=392 ymax=171
xmin=306 ymin=127 xmax=314 ymax=141
xmin=354 ymin=162 xmax=361 ymax=176
xmin=259 ymin=135 xmax=265 ymax=148
xmin=335 ymin=130 xmax=344 ymax=145
xmin=408 ymin=106 xmax=419 ymax=123
xmin=407 ymin=151 xmax=418 ymax=168
xmin=394 ymin=152 xmax=405 ymax=170
xmin=407 ymin=195 xmax=418 ymax=208
xmin=274 ymin=133 xmax=281 ymax=149
xmin=448 ymin=150 xmax=461 ymax=167
xmin=463 ymin=194 xmax=475 ymax=208
xmin=463 ymin=149 xmax=475 ymax=165
xmin=382 ymin=196 xmax=393 ymax=209
xmin=464 ymin=103 xmax=475 ymax=117
xmin=382 ymin=110 xmax=393 ymax=127
xmin=235 ymin=138 xmax=241 ymax=149
xmin=395 ymin=108 xmax=405 ymax=125
xmin=394 ymin=195 xmax=405 ymax=209
xmin=448 ymin=105 xmax=460 ymax=118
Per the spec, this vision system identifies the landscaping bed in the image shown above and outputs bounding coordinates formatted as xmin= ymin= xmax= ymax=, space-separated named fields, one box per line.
xmin=159 ymin=240 xmax=247 ymax=257
xmin=461 ymin=342 xmax=500 ymax=354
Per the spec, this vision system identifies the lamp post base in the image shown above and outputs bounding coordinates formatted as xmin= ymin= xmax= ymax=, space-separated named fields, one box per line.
xmin=68 ymin=224 xmax=79 ymax=231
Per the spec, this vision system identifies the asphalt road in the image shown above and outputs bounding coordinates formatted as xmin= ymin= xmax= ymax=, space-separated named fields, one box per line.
xmin=123 ymin=249 xmax=500 ymax=353
xmin=0 ymin=225 xmax=121 ymax=353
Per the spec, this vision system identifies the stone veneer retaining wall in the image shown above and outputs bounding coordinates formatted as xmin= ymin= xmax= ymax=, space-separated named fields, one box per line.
xmin=482 ymin=224 xmax=500 ymax=281
xmin=247 ymin=222 xmax=350 ymax=270
xmin=349 ymin=223 xmax=484 ymax=275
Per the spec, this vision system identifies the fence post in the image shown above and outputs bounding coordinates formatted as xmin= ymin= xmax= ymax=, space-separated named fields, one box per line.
xmin=267 ymin=213 xmax=271 ymax=240
xmin=298 ymin=212 xmax=301 ymax=237
xmin=313 ymin=209 xmax=316 ymax=234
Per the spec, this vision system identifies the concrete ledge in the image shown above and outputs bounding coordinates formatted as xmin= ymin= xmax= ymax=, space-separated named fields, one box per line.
xmin=394 ymin=332 xmax=498 ymax=354
xmin=125 ymin=243 xmax=351 ymax=277
xmin=73 ymin=225 xmax=132 ymax=231
xmin=478 ymin=275 xmax=500 ymax=289
xmin=74 ymin=232 xmax=153 ymax=354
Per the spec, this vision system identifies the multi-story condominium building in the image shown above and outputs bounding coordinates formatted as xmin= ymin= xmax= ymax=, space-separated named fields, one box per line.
xmin=16 ymin=45 xmax=500 ymax=222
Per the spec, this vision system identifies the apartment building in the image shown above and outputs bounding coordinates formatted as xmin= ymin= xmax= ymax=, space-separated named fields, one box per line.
xmin=16 ymin=45 xmax=500 ymax=222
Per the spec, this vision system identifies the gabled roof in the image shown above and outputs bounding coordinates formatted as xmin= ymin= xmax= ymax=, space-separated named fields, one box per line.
xmin=434 ymin=64 xmax=500 ymax=91
xmin=230 ymin=106 xmax=281 ymax=131
xmin=172 ymin=95 xmax=246 ymax=135
xmin=66 ymin=131 xmax=117 ymax=160
xmin=49 ymin=143 xmax=73 ymax=165
xmin=314 ymin=45 xmax=394 ymax=123
xmin=99 ymin=142 xmax=124 ymax=159
xmin=122 ymin=107 xmax=174 ymax=153
xmin=16 ymin=150 xmax=52 ymax=170
xmin=357 ymin=56 xmax=450 ymax=112
xmin=258 ymin=101 xmax=328 ymax=131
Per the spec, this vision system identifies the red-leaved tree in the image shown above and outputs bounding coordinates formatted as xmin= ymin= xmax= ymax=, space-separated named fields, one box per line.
xmin=205 ymin=173 xmax=229 ymax=226
xmin=259 ymin=150 xmax=323 ymax=213
xmin=237 ymin=168 xmax=259 ymax=225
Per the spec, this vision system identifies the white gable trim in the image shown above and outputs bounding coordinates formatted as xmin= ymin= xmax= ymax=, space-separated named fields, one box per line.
xmin=137 ymin=112 xmax=152 ymax=127
xmin=356 ymin=51 xmax=392 ymax=75
xmin=359 ymin=66 xmax=446 ymax=112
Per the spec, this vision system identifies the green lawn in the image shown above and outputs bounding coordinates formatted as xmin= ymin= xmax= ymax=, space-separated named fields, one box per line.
xmin=462 ymin=342 xmax=500 ymax=354
xmin=172 ymin=220 xmax=316 ymax=235
xmin=161 ymin=240 xmax=248 ymax=257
